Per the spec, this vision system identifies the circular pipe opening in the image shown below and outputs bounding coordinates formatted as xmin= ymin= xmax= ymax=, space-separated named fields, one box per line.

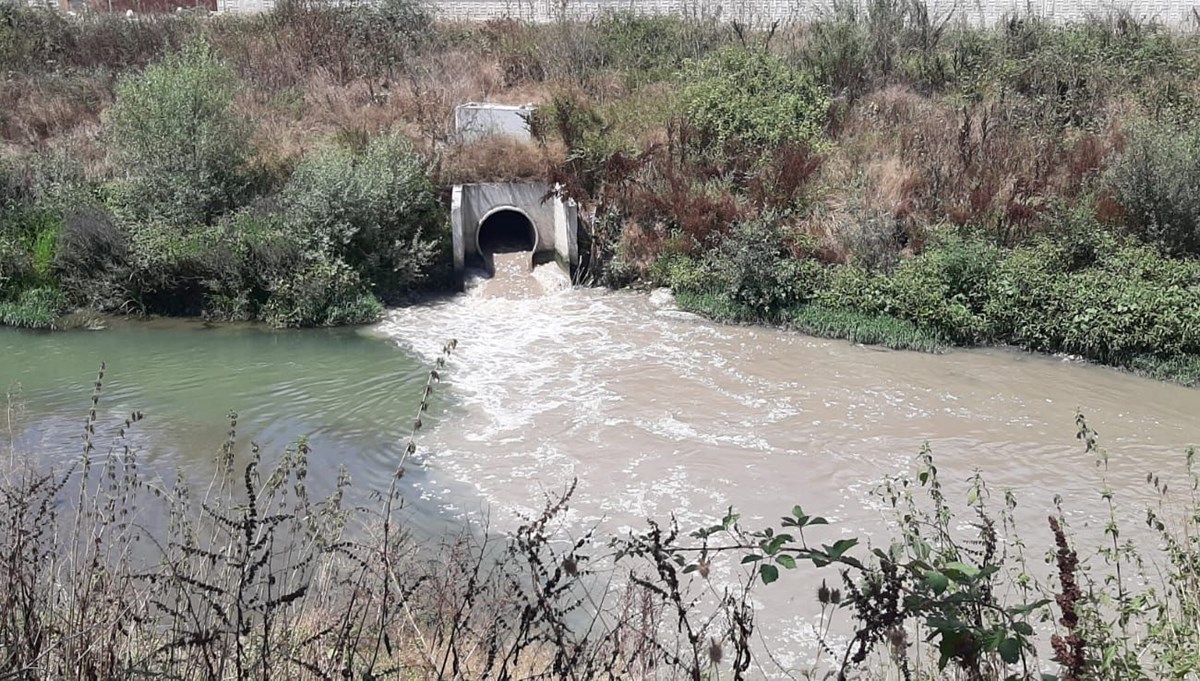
xmin=477 ymin=207 xmax=537 ymax=254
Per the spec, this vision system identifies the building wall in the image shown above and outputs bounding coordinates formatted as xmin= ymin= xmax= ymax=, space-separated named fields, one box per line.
xmin=93 ymin=0 xmax=217 ymax=11
xmin=216 ymin=0 xmax=1200 ymax=26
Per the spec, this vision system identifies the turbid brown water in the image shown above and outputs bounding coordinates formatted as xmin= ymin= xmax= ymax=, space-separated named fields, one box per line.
xmin=4 ymin=253 xmax=1199 ymax=671
xmin=378 ymin=252 xmax=1200 ymax=668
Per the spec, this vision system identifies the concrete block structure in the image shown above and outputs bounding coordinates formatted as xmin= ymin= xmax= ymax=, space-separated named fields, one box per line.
xmin=450 ymin=183 xmax=579 ymax=288
xmin=454 ymin=103 xmax=536 ymax=143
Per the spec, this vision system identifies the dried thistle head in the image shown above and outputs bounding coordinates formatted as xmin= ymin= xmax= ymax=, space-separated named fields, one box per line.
xmin=817 ymin=580 xmax=831 ymax=604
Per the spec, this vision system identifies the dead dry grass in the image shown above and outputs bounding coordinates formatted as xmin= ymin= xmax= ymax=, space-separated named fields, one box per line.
xmin=824 ymin=84 xmax=1127 ymax=246
xmin=435 ymin=136 xmax=563 ymax=185
xmin=0 ymin=75 xmax=114 ymax=149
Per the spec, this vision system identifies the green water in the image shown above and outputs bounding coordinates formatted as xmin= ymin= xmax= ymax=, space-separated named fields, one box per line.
xmin=0 ymin=318 xmax=431 ymax=498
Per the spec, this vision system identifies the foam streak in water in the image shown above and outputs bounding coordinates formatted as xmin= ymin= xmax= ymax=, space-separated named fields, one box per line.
xmin=376 ymin=260 xmax=1200 ymax=655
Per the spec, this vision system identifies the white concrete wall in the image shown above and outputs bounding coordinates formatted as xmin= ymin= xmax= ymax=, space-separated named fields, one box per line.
xmin=455 ymin=103 xmax=536 ymax=143
xmin=434 ymin=0 xmax=1200 ymax=24
xmin=217 ymin=0 xmax=1200 ymax=25
xmin=553 ymin=195 xmax=579 ymax=274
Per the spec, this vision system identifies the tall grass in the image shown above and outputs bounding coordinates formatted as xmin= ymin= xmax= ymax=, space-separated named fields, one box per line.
xmin=789 ymin=304 xmax=945 ymax=352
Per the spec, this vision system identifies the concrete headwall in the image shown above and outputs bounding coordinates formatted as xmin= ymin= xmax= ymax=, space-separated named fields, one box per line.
xmin=552 ymin=196 xmax=579 ymax=274
xmin=451 ymin=182 xmax=579 ymax=287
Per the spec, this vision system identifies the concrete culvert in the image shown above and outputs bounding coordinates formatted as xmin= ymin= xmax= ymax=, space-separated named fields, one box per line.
xmin=477 ymin=208 xmax=537 ymax=254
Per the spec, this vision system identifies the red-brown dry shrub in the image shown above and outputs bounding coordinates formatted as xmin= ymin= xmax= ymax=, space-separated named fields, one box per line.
xmin=840 ymin=86 xmax=1124 ymax=245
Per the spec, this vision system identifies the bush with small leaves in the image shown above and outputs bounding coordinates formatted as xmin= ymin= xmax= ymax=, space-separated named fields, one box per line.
xmin=281 ymin=134 xmax=445 ymax=298
xmin=679 ymin=47 xmax=829 ymax=151
xmin=697 ymin=216 xmax=828 ymax=317
xmin=104 ymin=39 xmax=253 ymax=226
xmin=262 ymin=259 xmax=383 ymax=328
xmin=1109 ymin=121 xmax=1200 ymax=257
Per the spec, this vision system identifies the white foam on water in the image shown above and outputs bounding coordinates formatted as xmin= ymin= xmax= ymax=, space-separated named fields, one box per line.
xmin=375 ymin=255 xmax=1200 ymax=674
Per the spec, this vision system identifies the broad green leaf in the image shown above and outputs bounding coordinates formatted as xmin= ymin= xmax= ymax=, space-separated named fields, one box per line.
xmin=1007 ymin=599 xmax=1051 ymax=616
xmin=825 ymin=538 xmax=859 ymax=559
xmin=759 ymin=564 xmax=779 ymax=585
xmin=925 ymin=569 xmax=949 ymax=595
xmin=998 ymin=637 xmax=1021 ymax=664
xmin=944 ymin=561 xmax=980 ymax=581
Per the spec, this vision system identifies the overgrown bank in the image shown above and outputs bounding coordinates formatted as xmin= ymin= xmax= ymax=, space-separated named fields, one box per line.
xmin=663 ymin=224 xmax=1200 ymax=386
xmin=2 ymin=0 xmax=1200 ymax=383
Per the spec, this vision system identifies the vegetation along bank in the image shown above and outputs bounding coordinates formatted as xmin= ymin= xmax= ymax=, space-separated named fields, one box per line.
xmin=2 ymin=0 xmax=1199 ymax=384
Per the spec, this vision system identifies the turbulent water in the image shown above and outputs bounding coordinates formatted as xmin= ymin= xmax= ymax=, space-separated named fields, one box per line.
xmin=4 ymin=253 xmax=1200 ymax=668
xmin=378 ymin=252 xmax=1200 ymax=663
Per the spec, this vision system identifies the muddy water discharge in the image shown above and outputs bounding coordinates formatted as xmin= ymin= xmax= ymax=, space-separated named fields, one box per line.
xmin=3 ymin=256 xmax=1198 ymax=670
xmin=380 ymin=256 xmax=1200 ymax=665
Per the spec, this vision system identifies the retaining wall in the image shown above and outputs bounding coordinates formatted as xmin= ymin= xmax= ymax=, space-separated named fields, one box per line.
xmin=213 ymin=0 xmax=1200 ymax=26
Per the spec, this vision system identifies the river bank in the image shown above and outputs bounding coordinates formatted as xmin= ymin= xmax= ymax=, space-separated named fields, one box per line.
xmin=664 ymin=230 xmax=1200 ymax=388
xmin=6 ymin=258 xmax=1200 ymax=678
xmin=5 ymin=1 xmax=1200 ymax=387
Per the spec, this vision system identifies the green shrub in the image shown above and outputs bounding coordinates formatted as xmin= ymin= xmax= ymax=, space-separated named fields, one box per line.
xmin=813 ymin=263 xmax=889 ymax=316
xmin=798 ymin=4 xmax=868 ymax=96
xmin=0 ymin=206 xmax=63 ymax=292
xmin=679 ymin=47 xmax=829 ymax=150
xmin=594 ymin=12 xmax=725 ymax=83
xmin=282 ymin=134 xmax=444 ymax=296
xmin=0 ymin=286 xmax=63 ymax=329
xmin=0 ymin=2 xmax=71 ymax=72
xmin=811 ymin=247 xmax=987 ymax=345
xmin=798 ymin=0 xmax=952 ymax=96
xmin=263 ymin=260 xmax=383 ymax=328
xmin=870 ymin=233 xmax=1001 ymax=344
xmin=648 ymin=251 xmax=707 ymax=292
xmin=271 ymin=0 xmax=434 ymax=82
xmin=104 ymin=39 xmax=253 ymax=226
xmin=1109 ymin=121 xmax=1200 ymax=257
xmin=698 ymin=216 xmax=827 ymax=317
xmin=119 ymin=221 xmax=223 ymax=316
xmin=882 ymin=261 xmax=983 ymax=344
xmin=984 ymin=240 xmax=1200 ymax=364
xmin=0 ymin=153 xmax=93 ymax=303
xmin=0 ymin=235 xmax=32 ymax=301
